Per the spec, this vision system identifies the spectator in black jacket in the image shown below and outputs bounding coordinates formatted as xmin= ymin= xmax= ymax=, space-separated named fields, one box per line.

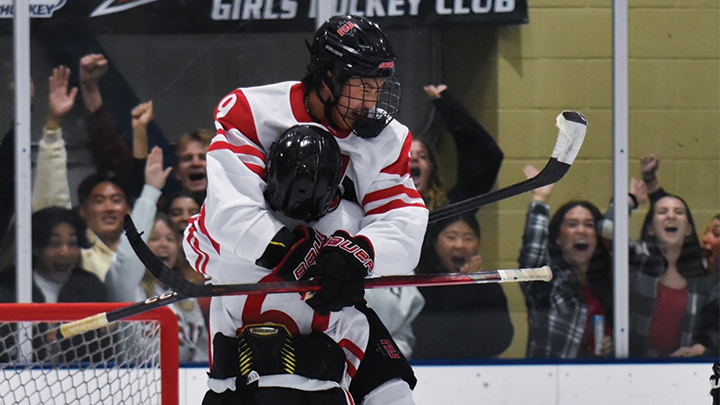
xmin=367 ymin=84 xmax=506 ymax=358
xmin=412 ymin=212 xmax=514 ymax=358
xmin=411 ymin=84 xmax=504 ymax=211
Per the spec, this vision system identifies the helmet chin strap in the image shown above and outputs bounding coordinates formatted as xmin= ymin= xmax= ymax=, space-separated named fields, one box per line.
xmin=312 ymin=73 xmax=345 ymax=131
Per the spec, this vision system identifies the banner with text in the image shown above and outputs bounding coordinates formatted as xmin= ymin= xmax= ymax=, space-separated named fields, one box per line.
xmin=0 ymin=0 xmax=527 ymax=34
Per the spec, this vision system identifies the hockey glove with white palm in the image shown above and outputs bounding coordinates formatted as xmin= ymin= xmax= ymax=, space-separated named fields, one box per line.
xmin=256 ymin=225 xmax=326 ymax=281
xmin=305 ymin=230 xmax=374 ymax=315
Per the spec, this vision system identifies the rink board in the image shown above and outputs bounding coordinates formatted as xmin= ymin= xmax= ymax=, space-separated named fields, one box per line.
xmin=3 ymin=362 xmax=711 ymax=404
xmin=178 ymin=361 xmax=715 ymax=405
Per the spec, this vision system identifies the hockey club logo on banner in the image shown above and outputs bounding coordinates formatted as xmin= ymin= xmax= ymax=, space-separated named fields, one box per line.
xmin=90 ymin=0 xmax=158 ymax=17
xmin=0 ymin=0 xmax=65 ymax=18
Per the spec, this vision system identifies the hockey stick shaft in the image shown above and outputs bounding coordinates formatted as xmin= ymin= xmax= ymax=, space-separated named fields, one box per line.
xmin=172 ymin=266 xmax=552 ymax=297
xmin=429 ymin=158 xmax=568 ymax=223
xmin=429 ymin=110 xmax=587 ymax=223
xmin=57 ymin=266 xmax=551 ymax=339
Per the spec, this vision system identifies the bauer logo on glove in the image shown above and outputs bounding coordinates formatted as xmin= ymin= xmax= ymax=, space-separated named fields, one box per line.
xmin=303 ymin=230 xmax=375 ymax=314
xmin=325 ymin=233 xmax=374 ymax=273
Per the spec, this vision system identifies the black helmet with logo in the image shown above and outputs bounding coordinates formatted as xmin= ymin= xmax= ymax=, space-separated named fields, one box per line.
xmin=307 ymin=15 xmax=401 ymax=139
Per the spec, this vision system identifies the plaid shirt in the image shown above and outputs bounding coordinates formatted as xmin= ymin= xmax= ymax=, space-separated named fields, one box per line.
xmin=628 ymin=241 xmax=719 ymax=357
xmin=518 ymin=202 xmax=589 ymax=358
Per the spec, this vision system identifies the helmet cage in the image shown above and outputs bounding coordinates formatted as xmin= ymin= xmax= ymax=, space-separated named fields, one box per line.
xmin=333 ymin=76 xmax=401 ymax=139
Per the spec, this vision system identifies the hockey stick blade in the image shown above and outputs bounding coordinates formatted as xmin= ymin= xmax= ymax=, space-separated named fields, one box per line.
xmin=428 ymin=110 xmax=587 ymax=223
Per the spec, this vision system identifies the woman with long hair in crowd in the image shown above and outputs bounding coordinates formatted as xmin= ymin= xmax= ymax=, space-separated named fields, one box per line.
xmin=518 ymin=165 xmax=614 ymax=358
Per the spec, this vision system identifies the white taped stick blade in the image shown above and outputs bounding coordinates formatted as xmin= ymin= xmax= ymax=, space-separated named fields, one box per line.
xmin=551 ymin=111 xmax=587 ymax=165
xmin=497 ymin=266 xmax=553 ymax=282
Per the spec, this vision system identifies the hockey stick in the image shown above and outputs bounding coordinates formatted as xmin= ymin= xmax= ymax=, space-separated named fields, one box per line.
xmin=57 ymin=263 xmax=551 ymax=339
xmin=124 ymin=213 xmax=552 ymax=293
xmin=56 ymin=215 xmax=552 ymax=338
xmin=428 ymin=110 xmax=587 ymax=223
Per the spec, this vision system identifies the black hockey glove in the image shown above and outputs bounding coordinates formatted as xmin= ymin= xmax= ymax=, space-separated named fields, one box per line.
xmin=255 ymin=225 xmax=327 ymax=281
xmin=305 ymin=230 xmax=374 ymax=315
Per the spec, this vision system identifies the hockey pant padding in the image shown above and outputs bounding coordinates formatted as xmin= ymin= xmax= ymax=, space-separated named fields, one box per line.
xmin=209 ymin=324 xmax=345 ymax=390
xmin=349 ymin=302 xmax=417 ymax=403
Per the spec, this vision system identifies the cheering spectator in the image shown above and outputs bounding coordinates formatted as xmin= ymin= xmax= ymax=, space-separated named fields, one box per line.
xmin=519 ymin=164 xmax=614 ymax=358
xmin=0 ymin=206 xmax=107 ymax=303
xmin=412 ymin=212 xmax=514 ymax=358
xmin=672 ymin=214 xmax=720 ymax=357
xmin=367 ymin=84 xmax=504 ymax=358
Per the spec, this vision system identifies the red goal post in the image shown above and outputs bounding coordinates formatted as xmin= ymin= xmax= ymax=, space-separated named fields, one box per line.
xmin=0 ymin=303 xmax=179 ymax=405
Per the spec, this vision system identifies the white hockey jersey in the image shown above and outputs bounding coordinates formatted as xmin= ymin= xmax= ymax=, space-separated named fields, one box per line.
xmin=183 ymin=81 xmax=428 ymax=392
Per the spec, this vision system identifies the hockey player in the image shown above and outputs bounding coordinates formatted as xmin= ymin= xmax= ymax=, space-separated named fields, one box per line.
xmin=183 ymin=15 xmax=427 ymax=405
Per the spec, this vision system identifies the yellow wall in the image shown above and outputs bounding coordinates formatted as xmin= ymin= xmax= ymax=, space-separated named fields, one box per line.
xmin=435 ymin=1 xmax=719 ymax=358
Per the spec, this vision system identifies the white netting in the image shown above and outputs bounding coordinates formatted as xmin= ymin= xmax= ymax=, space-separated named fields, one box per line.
xmin=0 ymin=306 xmax=176 ymax=405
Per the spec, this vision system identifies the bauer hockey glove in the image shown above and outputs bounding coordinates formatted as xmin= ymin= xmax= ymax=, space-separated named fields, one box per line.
xmin=255 ymin=225 xmax=327 ymax=281
xmin=305 ymin=230 xmax=373 ymax=315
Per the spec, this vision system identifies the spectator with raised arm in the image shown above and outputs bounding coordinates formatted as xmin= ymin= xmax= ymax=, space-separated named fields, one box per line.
xmin=79 ymin=53 xmax=208 ymax=207
xmin=0 ymin=65 xmax=73 ymax=268
xmin=644 ymin=155 xmax=719 ymax=357
xmin=629 ymin=193 xmax=717 ymax=357
xmin=410 ymin=84 xmax=504 ymax=211
xmin=518 ymin=164 xmax=614 ymax=358
xmin=79 ymin=53 xmax=135 ymax=180
xmin=606 ymin=154 xmax=720 ymax=358
xmin=366 ymin=84 xmax=505 ymax=358
xmin=26 ymin=63 xmax=132 ymax=283
xmin=32 ymin=66 xmax=76 ymax=213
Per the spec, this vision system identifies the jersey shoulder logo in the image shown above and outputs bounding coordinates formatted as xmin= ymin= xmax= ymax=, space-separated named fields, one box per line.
xmin=376 ymin=338 xmax=401 ymax=359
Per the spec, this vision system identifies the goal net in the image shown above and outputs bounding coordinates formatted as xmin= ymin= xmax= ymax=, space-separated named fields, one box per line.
xmin=0 ymin=303 xmax=179 ymax=405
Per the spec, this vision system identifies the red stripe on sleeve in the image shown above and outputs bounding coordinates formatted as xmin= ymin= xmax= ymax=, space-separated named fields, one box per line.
xmin=208 ymin=140 xmax=267 ymax=163
xmin=245 ymin=163 xmax=267 ymax=181
xmin=197 ymin=205 xmax=221 ymax=254
xmin=338 ymin=338 xmax=365 ymax=378
xmin=362 ymin=184 xmax=422 ymax=207
xmin=208 ymin=141 xmax=267 ymax=180
xmin=366 ymin=200 xmax=427 ymax=216
xmin=344 ymin=359 xmax=358 ymax=378
xmin=339 ymin=338 xmax=365 ymax=361
xmin=186 ymin=219 xmax=209 ymax=274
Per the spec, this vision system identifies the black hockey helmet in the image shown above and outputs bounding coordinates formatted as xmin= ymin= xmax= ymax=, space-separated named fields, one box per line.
xmin=307 ymin=15 xmax=401 ymax=139
xmin=265 ymin=124 xmax=343 ymax=222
